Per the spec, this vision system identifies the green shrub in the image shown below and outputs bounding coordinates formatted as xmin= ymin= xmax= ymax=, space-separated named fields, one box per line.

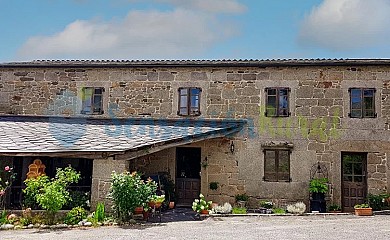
xmin=367 ymin=193 xmax=390 ymax=211
xmin=209 ymin=182 xmax=219 ymax=190
xmin=24 ymin=167 xmax=80 ymax=224
xmin=94 ymin=202 xmax=105 ymax=222
xmin=232 ymin=207 xmax=247 ymax=214
xmin=328 ymin=204 xmax=341 ymax=211
xmin=272 ymin=208 xmax=286 ymax=214
xmin=235 ymin=194 xmax=249 ymax=202
xmin=64 ymin=190 xmax=90 ymax=210
xmin=64 ymin=207 xmax=87 ymax=225
xmin=259 ymin=200 xmax=274 ymax=209
xmin=109 ymin=171 xmax=157 ymax=221
xmin=19 ymin=217 xmax=32 ymax=226
xmin=309 ymin=178 xmax=329 ymax=194
xmin=0 ymin=210 xmax=7 ymax=224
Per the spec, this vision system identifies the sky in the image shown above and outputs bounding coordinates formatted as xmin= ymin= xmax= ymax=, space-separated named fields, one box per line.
xmin=1 ymin=0 xmax=390 ymax=62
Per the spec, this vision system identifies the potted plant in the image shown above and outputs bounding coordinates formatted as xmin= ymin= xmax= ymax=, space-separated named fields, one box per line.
xmin=309 ymin=178 xmax=328 ymax=213
xmin=328 ymin=204 xmax=342 ymax=213
xmin=192 ymin=193 xmax=212 ymax=214
xmin=148 ymin=195 xmax=165 ymax=209
xmin=235 ymin=193 xmax=249 ymax=208
xmin=354 ymin=203 xmax=373 ymax=216
xmin=259 ymin=200 xmax=274 ymax=214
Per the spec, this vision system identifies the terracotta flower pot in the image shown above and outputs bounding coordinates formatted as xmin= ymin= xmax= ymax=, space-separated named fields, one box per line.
xmin=169 ymin=201 xmax=175 ymax=209
xmin=355 ymin=208 xmax=373 ymax=216
xmin=148 ymin=201 xmax=162 ymax=209
xmin=134 ymin=206 xmax=144 ymax=215
xmin=200 ymin=209 xmax=209 ymax=215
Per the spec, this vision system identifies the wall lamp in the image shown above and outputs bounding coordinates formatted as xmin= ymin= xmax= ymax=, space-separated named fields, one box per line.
xmin=230 ymin=141 xmax=235 ymax=154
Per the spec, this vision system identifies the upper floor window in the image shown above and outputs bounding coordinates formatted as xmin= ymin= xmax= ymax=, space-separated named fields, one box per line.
xmin=81 ymin=87 xmax=104 ymax=115
xmin=349 ymin=88 xmax=376 ymax=118
xmin=178 ymin=87 xmax=201 ymax=116
xmin=263 ymin=149 xmax=290 ymax=182
xmin=265 ymin=87 xmax=290 ymax=117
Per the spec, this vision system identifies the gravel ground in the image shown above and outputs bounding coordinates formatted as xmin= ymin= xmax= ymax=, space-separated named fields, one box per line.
xmin=1 ymin=215 xmax=389 ymax=240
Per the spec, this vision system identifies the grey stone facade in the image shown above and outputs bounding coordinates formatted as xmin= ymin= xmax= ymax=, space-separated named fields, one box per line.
xmin=1 ymin=60 xmax=390 ymax=209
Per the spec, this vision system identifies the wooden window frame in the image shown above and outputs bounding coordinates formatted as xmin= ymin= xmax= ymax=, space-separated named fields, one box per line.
xmin=263 ymin=149 xmax=291 ymax=182
xmin=265 ymin=87 xmax=291 ymax=117
xmin=348 ymin=88 xmax=376 ymax=118
xmin=81 ymin=87 xmax=104 ymax=115
xmin=177 ymin=87 xmax=201 ymax=116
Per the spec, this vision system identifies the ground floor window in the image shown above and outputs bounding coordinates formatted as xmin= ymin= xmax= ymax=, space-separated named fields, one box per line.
xmin=6 ymin=156 xmax=93 ymax=209
xmin=263 ymin=149 xmax=291 ymax=182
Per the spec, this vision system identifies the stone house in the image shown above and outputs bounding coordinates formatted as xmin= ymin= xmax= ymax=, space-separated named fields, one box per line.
xmin=0 ymin=59 xmax=389 ymax=212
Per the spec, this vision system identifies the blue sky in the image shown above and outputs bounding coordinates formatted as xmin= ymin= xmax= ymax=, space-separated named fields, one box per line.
xmin=1 ymin=0 xmax=390 ymax=62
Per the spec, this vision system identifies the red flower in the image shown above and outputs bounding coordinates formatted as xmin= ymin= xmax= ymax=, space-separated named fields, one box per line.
xmin=4 ymin=166 xmax=10 ymax=171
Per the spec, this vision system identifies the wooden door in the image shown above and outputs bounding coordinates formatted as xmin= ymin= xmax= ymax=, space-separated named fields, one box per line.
xmin=176 ymin=147 xmax=201 ymax=206
xmin=342 ymin=153 xmax=367 ymax=212
xmin=176 ymin=178 xmax=200 ymax=206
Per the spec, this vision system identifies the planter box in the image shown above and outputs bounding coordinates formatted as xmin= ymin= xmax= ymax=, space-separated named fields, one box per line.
xmin=355 ymin=208 xmax=373 ymax=216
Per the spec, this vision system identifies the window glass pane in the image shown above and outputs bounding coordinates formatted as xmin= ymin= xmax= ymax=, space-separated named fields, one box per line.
xmin=264 ymin=150 xmax=276 ymax=172
xmin=93 ymin=95 xmax=102 ymax=112
xmin=351 ymin=97 xmax=362 ymax=109
xmin=354 ymin=176 xmax=363 ymax=182
xmin=179 ymin=108 xmax=188 ymax=115
xmin=364 ymin=97 xmax=374 ymax=109
xmin=279 ymin=88 xmax=288 ymax=96
xmin=343 ymin=162 xmax=352 ymax=174
xmin=278 ymin=150 xmax=289 ymax=174
xmin=190 ymin=94 xmax=199 ymax=108
xmin=267 ymin=88 xmax=276 ymax=95
xmin=180 ymin=95 xmax=188 ymax=108
xmin=364 ymin=110 xmax=374 ymax=117
xmin=94 ymin=88 xmax=103 ymax=94
xmin=190 ymin=88 xmax=200 ymax=95
xmin=350 ymin=89 xmax=361 ymax=97
xmin=343 ymin=176 xmax=353 ymax=182
xmin=279 ymin=95 xmax=288 ymax=109
xmin=350 ymin=109 xmax=362 ymax=118
xmin=353 ymin=162 xmax=363 ymax=175
xmin=179 ymin=88 xmax=188 ymax=95
xmin=363 ymin=89 xmax=374 ymax=97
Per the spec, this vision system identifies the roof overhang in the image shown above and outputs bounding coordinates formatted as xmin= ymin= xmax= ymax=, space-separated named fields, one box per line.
xmin=0 ymin=115 xmax=246 ymax=159
xmin=2 ymin=59 xmax=390 ymax=68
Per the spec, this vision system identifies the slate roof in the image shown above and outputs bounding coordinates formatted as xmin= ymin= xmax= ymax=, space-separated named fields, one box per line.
xmin=0 ymin=116 xmax=245 ymax=154
xmin=2 ymin=59 xmax=390 ymax=68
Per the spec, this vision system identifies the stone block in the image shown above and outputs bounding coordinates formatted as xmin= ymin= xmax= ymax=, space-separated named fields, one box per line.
xmin=310 ymin=106 xmax=328 ymax=117
xmin=296 ymin=86 xmax=313 ymax=98
xmin=207 ymin=165 xmax=223 ymax=174
xmin=227 ymin=73 xmax=241 ymax=81
xmin=158 ymin=72 xmax=174 ymax=81
xmin=257 ymin=72 xmax=270 ymax=80
xmin=147 ymin=72 xmax=158 ymax=81
xmin=296 ymin=99 xmax=317 ymax=107
xmin=243 ymin=74 xmax=256 ymax=80
xmin=324 ymin=89 xmax=343 ymax=98
xmin=307 ymin=142 xmax=325 ymax=152
xmin=191 ymin=72 xmax=208 ymax=81
xmin=376 ymin=164 xmax=387 ymax=173
xmin=318 ymin=99 xmax=334 ymax=106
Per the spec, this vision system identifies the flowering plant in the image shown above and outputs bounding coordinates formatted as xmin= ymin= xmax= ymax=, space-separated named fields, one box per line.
xmin=149 ymin=194 xmax=165 ymax=203
xmin=192 ymin=193 xmax=212 ymax=213
xmin=0 ymin=165 xmax=17 ymax=208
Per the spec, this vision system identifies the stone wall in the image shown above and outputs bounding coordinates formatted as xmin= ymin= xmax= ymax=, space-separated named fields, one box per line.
xmin=90 ymin=158 xmax=128 ymax=211
xmin=1 ymin=64 xmax=390 ymax=208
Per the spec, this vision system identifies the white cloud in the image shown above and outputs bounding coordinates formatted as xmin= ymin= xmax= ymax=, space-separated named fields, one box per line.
xmin=155 ymin=0 xmax=247 ymax=13
xmin=299 ymin=0 xmax=390 ymax=51
xmin=17 ymin=8 xmax=239 ymax=60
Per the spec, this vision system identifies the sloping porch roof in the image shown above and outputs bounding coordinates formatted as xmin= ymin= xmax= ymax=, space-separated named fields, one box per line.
xmin=0 ymin=115 xmax=245 ymax=159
